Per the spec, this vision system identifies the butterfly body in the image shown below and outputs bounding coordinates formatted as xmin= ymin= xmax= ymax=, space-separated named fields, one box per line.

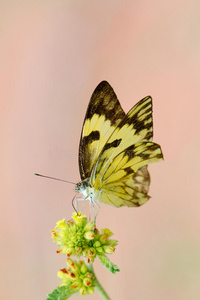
xmin=76 ymin=81 xmax=163 ymax=208
xmin=75 ymin=178 xmax=94 ymax=197
xmin=75 ymin=179 xmax=100 ymax=205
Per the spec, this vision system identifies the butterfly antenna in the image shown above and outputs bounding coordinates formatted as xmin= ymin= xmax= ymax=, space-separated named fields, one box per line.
xmin=34 ymin=173 xmax=76 ymax=185
xmin=72 ymin=194 xmax=78 ymax=213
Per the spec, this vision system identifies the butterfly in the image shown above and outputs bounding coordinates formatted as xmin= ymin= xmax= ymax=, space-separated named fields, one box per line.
xmin=75 ymin=81 xmax=163 ymax=212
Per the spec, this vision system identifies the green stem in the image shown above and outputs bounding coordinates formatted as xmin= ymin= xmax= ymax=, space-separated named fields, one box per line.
xmin=86 ymin=263 xmax=111 ymax=300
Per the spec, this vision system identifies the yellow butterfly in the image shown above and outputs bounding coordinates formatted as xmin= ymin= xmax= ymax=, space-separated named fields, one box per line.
xmin=75 ymin=81 xmax=163 ymax=212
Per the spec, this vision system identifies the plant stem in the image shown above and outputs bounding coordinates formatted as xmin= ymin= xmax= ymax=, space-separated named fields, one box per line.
xmin=86 ymin=263 xmax=111 ymax=300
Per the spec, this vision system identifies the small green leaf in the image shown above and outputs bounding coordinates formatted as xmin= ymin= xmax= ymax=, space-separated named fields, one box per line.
xmin=98 ymin=254 xmax=120 ymax=274
xmin=46 ymin=285 xmax=76 ymax=300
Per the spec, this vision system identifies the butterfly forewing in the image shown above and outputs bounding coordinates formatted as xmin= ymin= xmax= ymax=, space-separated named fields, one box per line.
xmin=91 ymin=96 xmax=154 ymax=184
xmin=79 ymin=81 xmax=125 ymax=180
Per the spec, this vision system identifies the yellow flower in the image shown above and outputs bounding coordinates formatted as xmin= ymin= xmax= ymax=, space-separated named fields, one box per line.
xmin=72 ymin=212 xmax=87 ymax=225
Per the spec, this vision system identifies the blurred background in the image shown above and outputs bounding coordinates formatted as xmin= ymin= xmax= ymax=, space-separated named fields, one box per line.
xmin=1 ymin=1 xmax=200 ymax=299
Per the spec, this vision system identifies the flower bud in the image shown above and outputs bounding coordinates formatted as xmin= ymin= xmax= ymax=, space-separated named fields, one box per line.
xmin=79 ymin=286 xmax=87 ymax=296
xmin=67 ymin=258 xmax=75 ymax=269
xmin=69 ymin=272 xmax=77 ymax=280
xmin=93 ymin=241 xmax=101 ymax=248
xmin=88 ymin=248 xmax=96 ymax=257
xmin=96 ymin=246 xmax=104 ymax=253
xmin=71 ymin=283 xmax=78 ymax=289
xmin=83 ymin=277 xmax=92 ymax=287
xmin=56 ymin=219 xmax=67 ymax=229
xmin=103 ymin=245 xmax=115 ymax=254
xmin=67 ymin=219 xmax=74 ymax=226
xmin=84 ymin=231 xmax=95 ymax=240
xmin=57 ymin=269 xmax=70 ymax=281
xmin=80 ymin=264 xmax=88 ymax=275
xmin=86 ymin=257 xmax=91 ymax=264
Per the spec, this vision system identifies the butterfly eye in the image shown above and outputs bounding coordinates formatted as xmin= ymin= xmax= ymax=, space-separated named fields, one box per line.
xmin=75 ymin=182 xmax=81 ymax=192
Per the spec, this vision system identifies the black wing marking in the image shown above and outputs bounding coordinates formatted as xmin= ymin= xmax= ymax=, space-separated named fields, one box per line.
xmin=79 ymin=81 xmax=125 ymax=180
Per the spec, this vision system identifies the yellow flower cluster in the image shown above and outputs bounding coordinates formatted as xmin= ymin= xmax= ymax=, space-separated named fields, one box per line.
xmin=50 ymin=213 xmax=119 ymax=297
xmin=52 ymin=212 xmax=118 ymax=263
xmin=58 ymin=258 xmax=95 ymax=296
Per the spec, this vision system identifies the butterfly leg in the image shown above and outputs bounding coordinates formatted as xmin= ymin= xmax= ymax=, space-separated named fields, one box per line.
xmin=88 ymin=198 xmax=100 ymax=223
xmin=72 ymin=194 xmax=79 ymax=213
xmin=80 ymin=196 xmax=87 ymax=214
xmin=74 ymin=195 xmax=89 ymax=215
xmin=73 ymin=195 xmax=84 ymax=212
xmin=92 ymin=199 xmax=100 ymax=223
xmin=89 ymin=200 xmax=92 ymax=221
xmin=92 ymin=201 xmax=96 ymax=223
xmin=73 ymin=194 xmax=100 ymax=222
xmin=73 ymin=195 xmax=82 ymax=212
xmin=88 ymin=198 xmax=95 ymax=222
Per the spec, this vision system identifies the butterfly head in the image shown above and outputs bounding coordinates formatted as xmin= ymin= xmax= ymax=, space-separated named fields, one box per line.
xmin=75 ymin=178 xmax=91 ymax=194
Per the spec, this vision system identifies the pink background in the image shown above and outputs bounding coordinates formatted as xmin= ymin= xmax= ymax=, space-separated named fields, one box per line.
xmin=1 ymin=1 xmax=200 ymax=299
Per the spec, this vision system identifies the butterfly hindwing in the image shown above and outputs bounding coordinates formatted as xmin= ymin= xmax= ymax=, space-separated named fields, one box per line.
xmin=102 ymin=142 xmax=163 ymax=184
xmin=95 ymin=142 xmax=162 ymax=208
xmin=79 ymin=81 xmax=125 ymax=180
xmin=93 ymin=141 xmax=163 ymax=206
xmin=99 ymin=166 xmax=150 ymax=207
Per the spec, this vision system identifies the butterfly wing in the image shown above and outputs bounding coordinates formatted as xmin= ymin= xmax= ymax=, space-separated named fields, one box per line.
xmin=91 ymin=96 xmax=163 ymax=207
xmin=91 ymin=96 xmax=153 ymax=181
xmin=79 ymin=81 xmax=125 ymax=180
xmin=99 ymin=166 xmax=150 ymax=207
xmin=95 ymin=142 xmax=163 ymax=207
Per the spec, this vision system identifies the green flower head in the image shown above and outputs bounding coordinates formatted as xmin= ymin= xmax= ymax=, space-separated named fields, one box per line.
xmin=58 ymin=258 xmax=95 ymax=296
xmin=52 ymin=213 xmax=118 ymax=262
